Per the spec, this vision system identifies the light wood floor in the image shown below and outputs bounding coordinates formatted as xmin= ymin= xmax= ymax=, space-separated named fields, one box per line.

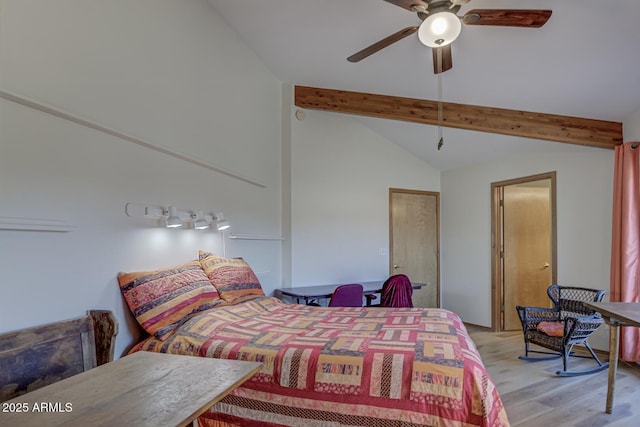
xmin=467 ymin=327 xmax=640 ymax=427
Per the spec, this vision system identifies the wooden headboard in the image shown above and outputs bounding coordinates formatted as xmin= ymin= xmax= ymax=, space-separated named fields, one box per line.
xmin=0 ymin=310 xmax=118 ymax=402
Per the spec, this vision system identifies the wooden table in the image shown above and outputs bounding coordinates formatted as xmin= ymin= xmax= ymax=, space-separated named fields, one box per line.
xmin=275 ymin=281 xmax=425 ymax=306
xmin=0 ymin=351 xmax=261 ymax=426
xmin=584 ymin=302 xmax=640 ymax=414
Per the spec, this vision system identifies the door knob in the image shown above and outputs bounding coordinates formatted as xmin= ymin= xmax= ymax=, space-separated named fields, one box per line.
xmin=393 ymin=264 xmax=401 ymax=269
xmin=542 ymin=262 xmax=550 ymax=269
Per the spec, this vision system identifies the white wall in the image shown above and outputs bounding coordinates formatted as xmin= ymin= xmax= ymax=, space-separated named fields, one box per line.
xmin=287 ymin=108 xmax=440 ymax=287
xmin=441 ymin=146 xmax=614 ymax=349
xmin=0 ymin=0 xmax=282 ymax=357
xmin=624 ymin=107 xmax=640 ymax=142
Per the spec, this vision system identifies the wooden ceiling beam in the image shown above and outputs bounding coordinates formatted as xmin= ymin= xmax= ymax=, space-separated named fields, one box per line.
xmin=294 ymin=86 xmax=622 ymax=149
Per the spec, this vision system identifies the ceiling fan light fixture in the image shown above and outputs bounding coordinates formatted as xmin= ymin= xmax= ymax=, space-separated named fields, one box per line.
xmin=418 ymin=11 xmax=462 ymax=47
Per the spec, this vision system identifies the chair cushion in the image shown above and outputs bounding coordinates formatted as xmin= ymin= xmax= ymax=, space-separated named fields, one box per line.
xmin=536 ymin=321 xmax=564 ymax=337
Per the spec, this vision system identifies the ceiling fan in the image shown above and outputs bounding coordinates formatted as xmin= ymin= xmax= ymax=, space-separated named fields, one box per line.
xmin=347 ymin=0 xmax=552 ymax=74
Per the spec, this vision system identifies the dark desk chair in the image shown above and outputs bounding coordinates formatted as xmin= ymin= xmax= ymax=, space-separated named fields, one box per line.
xmin=516 ymin=284 xmax=608 ymax=376
xmin=328 ymin=284 xmax=364 ymax=307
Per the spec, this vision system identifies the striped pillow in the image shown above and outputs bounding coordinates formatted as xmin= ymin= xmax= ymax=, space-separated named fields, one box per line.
xmin=198 ymin=251 xmax=265 ymax=304
xmin=118 ymin=260 xmax=223 ymax=340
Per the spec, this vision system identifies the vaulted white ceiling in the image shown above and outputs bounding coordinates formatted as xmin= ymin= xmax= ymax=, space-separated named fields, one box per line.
xmin=209 ymin=0 xmax=640 ymax=170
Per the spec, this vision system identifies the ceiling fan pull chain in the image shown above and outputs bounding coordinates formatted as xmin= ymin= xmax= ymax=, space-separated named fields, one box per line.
xmin=437 ymin=73 xmax=444 ymax=150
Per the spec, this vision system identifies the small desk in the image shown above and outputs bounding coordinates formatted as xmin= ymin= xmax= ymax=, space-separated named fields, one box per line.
xmin=584 ymin=302 xmax=640 ymax=414
xmin=0 ymin=351 xmax=261 ymax=427
xmin=275 ymin=281 xmax=424 ymax=306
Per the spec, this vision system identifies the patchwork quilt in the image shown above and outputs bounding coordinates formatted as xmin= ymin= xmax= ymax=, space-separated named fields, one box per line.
xmin=131 ymin=297 xmax=509 ymax=426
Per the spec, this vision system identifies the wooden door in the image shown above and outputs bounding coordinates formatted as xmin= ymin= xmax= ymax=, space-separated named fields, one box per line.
xmin=502 ymin=184 xmax=553 ymax=330
xmin=390 ymin=189 xmax=439 ymax=308
xmin=493 ymin=174 xmax=556 ymax=331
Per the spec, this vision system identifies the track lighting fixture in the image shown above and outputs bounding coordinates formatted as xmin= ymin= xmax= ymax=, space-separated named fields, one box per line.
xmin=215 ymin=212 xmax=230 ymax=231
xmin=165 ymin=206 xmax=183 ymax=228
xmin=192 ymin=211 xmax=209 ymax=230
xmin=125 ymin=203 xmax=231 ymax=231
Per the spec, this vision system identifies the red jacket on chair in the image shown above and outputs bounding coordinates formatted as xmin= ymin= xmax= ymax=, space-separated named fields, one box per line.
xmin=381 ymin=274 xmax=413 ymax=308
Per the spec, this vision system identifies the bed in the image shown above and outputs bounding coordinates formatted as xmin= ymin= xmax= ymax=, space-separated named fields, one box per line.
xmin=120 ymin=253 xmax=509 ymax=426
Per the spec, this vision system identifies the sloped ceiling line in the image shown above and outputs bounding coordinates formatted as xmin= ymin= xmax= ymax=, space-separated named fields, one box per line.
xmin=0 ymin=89 xmax=267 ymax=188
xmin=294 ymin=86 xmax=623 ymax=149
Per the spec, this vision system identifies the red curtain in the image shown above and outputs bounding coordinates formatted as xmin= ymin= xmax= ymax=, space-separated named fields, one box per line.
xmin=610 ymin=141 xmax=640 ymax=361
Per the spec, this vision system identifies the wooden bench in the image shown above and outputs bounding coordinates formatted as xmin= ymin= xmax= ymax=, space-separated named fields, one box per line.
xmin=0 ymin=310 xmax=118 ymax=402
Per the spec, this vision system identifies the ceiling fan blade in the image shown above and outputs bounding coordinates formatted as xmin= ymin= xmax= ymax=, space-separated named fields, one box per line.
xmin=463 ymin=9 xmax=552 ymax=28
xmin=347 ymin=26 xmax=418 ymax=63
xmin=383 ymin=0 xmax=430 ymax=13
xmin=432 ymin=45 xmax=453 ymax=74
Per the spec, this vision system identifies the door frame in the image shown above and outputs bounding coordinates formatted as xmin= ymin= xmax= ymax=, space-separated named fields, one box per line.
xmin=389 ymin=188 xmax=441 ymax=307
xmin=490 ymin=172 xmax=557 ymax=331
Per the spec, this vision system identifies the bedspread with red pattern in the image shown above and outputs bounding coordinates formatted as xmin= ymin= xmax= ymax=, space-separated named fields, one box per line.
xmin=131 ymin=297 xmax=509 ymax=426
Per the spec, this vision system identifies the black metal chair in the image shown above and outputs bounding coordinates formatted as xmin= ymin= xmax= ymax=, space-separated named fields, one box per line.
xmin=515 ymin=284 xmax=608 ymax=376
